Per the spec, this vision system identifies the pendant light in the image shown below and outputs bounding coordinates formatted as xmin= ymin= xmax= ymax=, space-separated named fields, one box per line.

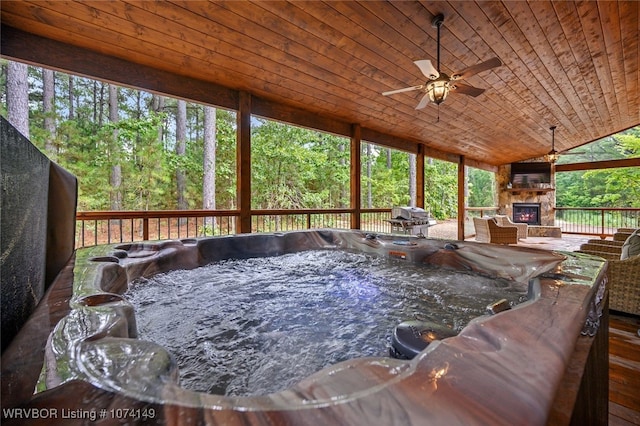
xmin=545 ymin=126 xmax=559 ymax=164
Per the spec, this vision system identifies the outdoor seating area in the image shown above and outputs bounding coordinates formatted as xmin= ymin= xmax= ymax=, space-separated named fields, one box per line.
xmin=472 ymin=216 xmax=519 ymax=245
xmin=577 ymin=228 xmax=640 ymax=316
xmin=494 ymin=214 xmax=528 ymax=239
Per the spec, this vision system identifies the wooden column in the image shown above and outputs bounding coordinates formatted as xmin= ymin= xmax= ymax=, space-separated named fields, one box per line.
xmin=416 ymin=144 xmax=425 ymax=209
xmin=350 ymin=124 xmax=361 ymax=229
xmin=236 ymin=91 xmax=252 ymax=234
xmin=550 ymin=161 xmax=557 ymax=225
xmin=457 ymin=155 xmax=466 ymax=241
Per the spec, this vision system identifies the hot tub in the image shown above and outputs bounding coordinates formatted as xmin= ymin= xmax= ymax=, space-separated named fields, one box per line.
xmin=1 ymin=230 xmax=607 ymax=425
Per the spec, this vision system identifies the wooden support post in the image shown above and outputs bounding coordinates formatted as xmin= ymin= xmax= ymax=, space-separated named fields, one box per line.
xmin=417 ymin=144 xmax=425 ymax=209
xmin=457 ymin=155 xmax=466 ymax=241
xmin=350 ymin=124 xmax=362 ymax=229
xmin=236 ymin=91 xmax=252 ymax=234
xmin=142 ymin=217 xmax=149 ymax=241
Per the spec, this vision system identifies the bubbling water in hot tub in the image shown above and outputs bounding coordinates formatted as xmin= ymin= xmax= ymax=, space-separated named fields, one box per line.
xmin=125 ymin=249 xmax=528 ymax=397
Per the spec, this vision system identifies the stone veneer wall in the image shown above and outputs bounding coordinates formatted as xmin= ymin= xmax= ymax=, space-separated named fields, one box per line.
xmin=496 ymin=162 xmax=556 ymax=226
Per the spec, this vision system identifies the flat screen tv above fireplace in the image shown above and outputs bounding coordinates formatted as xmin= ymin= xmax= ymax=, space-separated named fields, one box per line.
xmin=511 ymin=162 xmax=551 ymax=186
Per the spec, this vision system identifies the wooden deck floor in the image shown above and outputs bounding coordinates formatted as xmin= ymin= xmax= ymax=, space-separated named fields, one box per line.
xmin=609 ymin=313 xmax=640 ymax=426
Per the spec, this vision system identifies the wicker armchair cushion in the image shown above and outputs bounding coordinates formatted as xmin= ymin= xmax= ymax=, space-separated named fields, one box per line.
xmin=621 ymin=229 xmax=640 ymax=260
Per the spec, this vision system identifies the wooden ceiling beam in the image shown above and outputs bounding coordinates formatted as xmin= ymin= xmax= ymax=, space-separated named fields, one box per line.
xmin=251 ymin=97 xmax=351 ymax=137
xmin=555 ymin=158 xmax=640 ymax=172
xmin=0 ymin=25 xmax=239 ymax=111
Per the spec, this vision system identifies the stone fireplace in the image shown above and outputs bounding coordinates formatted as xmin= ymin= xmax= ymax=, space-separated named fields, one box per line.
xmin=497 ymin=163 xmax=556 ymax=227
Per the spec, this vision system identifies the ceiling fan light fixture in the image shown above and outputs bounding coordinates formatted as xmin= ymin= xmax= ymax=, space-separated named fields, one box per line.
xmin=380 ymin=12 xmax=500 ymax=109
xmin=426 ymin=79 xmax=450 ymax=105
xmin=545 ymin=125 xmax=559 ymax=163
xmin=545 ymin=149 xmax=559 ymax=164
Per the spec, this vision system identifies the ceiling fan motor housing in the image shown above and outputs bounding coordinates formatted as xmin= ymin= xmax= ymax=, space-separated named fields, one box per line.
xmin=431 ymin=13 xmax=445 ymax=28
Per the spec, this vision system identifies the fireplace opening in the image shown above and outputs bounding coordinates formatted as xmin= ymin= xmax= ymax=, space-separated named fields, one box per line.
xmin=513 ymin=203 xmax=541 ymax=226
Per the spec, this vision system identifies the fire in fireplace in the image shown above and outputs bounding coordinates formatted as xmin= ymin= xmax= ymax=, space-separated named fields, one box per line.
xmin=513 ymin=203 xmax=541 ymax=226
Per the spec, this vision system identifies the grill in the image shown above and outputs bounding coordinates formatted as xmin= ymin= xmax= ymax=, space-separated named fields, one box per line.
xmin=387 ymin=207 xmax=436 ymax=236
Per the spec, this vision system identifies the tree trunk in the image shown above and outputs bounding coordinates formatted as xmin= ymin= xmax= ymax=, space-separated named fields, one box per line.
xmin=93 ymin=81 xmax=98 ymax=124
xmin=176 ymin=100 xmax=188 ymax=211
xmin=97 ymin=81 xmax=106 ymax=127
xmin=109 ymin=84 xmax=122 ymax=210
xmin=43 ymin=68 xmax=56 ymax=155
xmin=464 ymin=165 xmax=469 ymax=209
xmin=387 ymin=148 xmax=392 ymax=169
xmin=7 ymin=61 xmax=29 ymax=138
xmin=203 ymin=106 xmax=217 ymax=232
xmin=68 ymin=75 xmax=74 ymax=120
xmin=409 ymin=153 xmax=416 ymax=207
xmin=152 ymin=94 xmax=165 ymax=145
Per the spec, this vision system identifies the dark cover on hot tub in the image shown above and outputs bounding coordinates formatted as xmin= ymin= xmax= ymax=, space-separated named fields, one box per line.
xmin=1 ymin=116 xmax=77 ymax=352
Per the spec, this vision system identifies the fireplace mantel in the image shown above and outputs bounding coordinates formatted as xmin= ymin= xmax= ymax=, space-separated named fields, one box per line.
xmin=507 ymin=188 xmax=555 ymax=195
xmin=507 ymin=188 xmax=554 ymax=194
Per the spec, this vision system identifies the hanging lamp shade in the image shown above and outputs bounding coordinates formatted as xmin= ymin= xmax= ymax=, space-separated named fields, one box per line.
xmin=545 ymin=126 xmax=559 ymax=163
xmin=426 ymin=77 xmax=450 ymax=105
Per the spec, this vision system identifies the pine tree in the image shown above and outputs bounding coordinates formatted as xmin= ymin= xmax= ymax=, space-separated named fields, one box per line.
xmin=6 ymin=62 xmax=29 ymax=137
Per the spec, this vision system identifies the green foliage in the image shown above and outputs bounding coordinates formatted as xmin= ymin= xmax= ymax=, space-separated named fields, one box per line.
xmin=1 ymin=60 xmax=637 ymax=218
xmin=114 ymin=114 xmax=171 ymax=210
xmin=467 ymin=168 xmax=496 ymax=208
xmin=251 ymin=119 xmax=349 ymax=209
xmin=425 ymin=159 xmax=458 ymax=219
xmin=557 ymin=127 xmax=640 ymax=208
xmin=363 ymin=147 xmax=411 ymax=208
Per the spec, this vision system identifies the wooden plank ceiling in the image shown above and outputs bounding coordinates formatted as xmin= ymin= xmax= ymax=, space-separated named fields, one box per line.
xmin=1 ymin=1 xmax=638 ymax=167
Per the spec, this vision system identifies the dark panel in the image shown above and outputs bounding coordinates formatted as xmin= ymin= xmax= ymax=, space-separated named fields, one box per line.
xmin=45 ymin=163 xmax=77 ymax=288
xmin=1 ymin=117 xmax=49 ymax=352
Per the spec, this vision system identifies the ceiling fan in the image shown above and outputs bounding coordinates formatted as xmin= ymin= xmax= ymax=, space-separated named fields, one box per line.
xmin=382 ymin=13 xmax=502 ymax=109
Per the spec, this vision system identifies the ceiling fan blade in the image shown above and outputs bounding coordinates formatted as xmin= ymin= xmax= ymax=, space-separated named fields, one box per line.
xmin=451 ymin=57 xmax=502 ymax=80
xmin=382 ymin=85 xmax=424 ymax=96
xmin=415 ymin=93 xmax=431 ymax=110
xmin=413 ymin=60 xmax=439 ymax=80
xmin=450 ymin=83 xmax=485 ymax=97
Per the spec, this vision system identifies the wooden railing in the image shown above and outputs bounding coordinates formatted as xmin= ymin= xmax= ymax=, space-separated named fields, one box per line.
xmin=555 ymin=207 xmax=640 ymax=238
xmin=465 ymin=207 xmax=499 ymax=218
xmin=75 ymin=206 xmax=640 ymax=248
xmin=75 ymin=210 xmax=239 ymax=248
xmin=75 ymin=208 xmax=393 ymax=248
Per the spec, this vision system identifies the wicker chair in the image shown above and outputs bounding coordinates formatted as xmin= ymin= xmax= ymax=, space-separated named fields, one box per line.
xmin=578 ymin=228 xmax=640 ymax=315
xmin=614 ymin=230 xmax=635 ymax=242
xmin=473 ymin=217 xmax=518 ymax=244
xmin=494 ymin=215 xmax=528 ymax=240
xmin=616 ymin=228 xmax=639 ymax=234
xmin=608 ymin=255 xmax=640 ymax=315
xmin=575 ymin=250 xmax=621 ymax=261
xmin=578 ymin=243 xmax=623 ymax=256
xmin=587 ymin=239 xmax=624 ymax=247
